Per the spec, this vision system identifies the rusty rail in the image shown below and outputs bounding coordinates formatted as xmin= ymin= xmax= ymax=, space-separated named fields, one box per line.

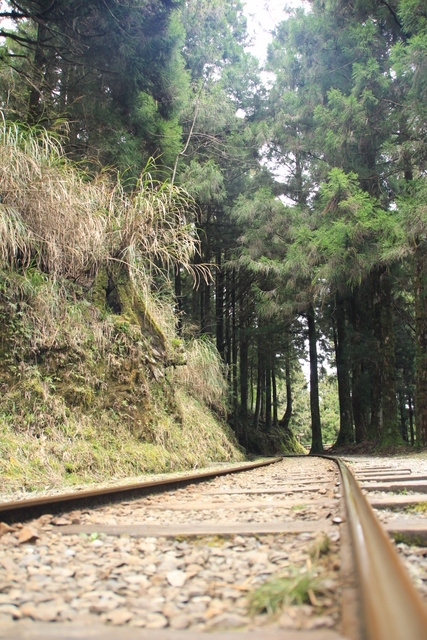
xmin=337 ymin=458 xmax=427 ymax=640
xmin=0 ymin=458 xmax=281 ymax=524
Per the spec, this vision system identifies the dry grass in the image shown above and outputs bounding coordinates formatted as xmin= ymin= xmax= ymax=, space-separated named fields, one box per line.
xmin=0 ymin=120 xmax=107 ymax=277
xmin=0 ymin=119 xmax=209 ymax=291
xmin=0 ymin=120 xmax=238 ymax=496
xmin=107 ymin=168 xmax=210 ymax=287
xmin=170 ymin=336 xmax=228 ymax=414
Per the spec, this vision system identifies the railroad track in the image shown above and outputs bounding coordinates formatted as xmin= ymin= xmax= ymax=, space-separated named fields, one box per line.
xmin=0 ymin=455 xmax=426 ymax=639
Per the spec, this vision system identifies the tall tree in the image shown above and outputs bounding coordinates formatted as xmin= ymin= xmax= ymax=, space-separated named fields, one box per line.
xmin=0 ymin=0 xmax=188 ymax=172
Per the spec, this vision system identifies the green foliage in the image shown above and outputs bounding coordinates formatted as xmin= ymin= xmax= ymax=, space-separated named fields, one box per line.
xmin=134 ymin=93 xmax=183 ymax=170
xmin=180 ymin=160 xmax=226 ymax=206
xmin=312 ymin=169 xmax=403 ymax=289
xmin=0 ymin=0 xmax=189 ymax=173
xmin=180 ymin=0 xmax=248 ymax=81
xmin=288 ymin=367 xmax=339 ymax=447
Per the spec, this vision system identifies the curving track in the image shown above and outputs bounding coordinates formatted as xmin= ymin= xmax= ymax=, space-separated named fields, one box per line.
xmin=0 ymin=455 xmax=426 ymax=639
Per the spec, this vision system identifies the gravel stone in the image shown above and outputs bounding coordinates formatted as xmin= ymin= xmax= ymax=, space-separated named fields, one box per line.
xmin=0 ymin=458 xmax=345 ymax=633
xmin=145 ymin=612 xmax=168 ymax=628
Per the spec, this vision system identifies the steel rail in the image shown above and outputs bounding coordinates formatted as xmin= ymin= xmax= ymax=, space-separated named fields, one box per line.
xmin=337 ymin=458 xmax=427 ymax=640
xmin=0 ymin=457 xmax=281 ymax=524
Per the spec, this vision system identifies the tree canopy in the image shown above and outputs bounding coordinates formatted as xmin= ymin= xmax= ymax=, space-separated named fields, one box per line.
xmin=1 ymin=0 xmax=427 ymax=452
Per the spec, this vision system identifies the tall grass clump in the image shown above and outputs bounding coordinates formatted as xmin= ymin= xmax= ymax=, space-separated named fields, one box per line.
xmin=107 ymin=167 xmax=209 ymax=286
xmin=171 ymin=336 xmax=228 ymax=414
xmin=0 ymin=119 xmax=107 ymax=278
xmin=0 ymin=119 xmax=207 ymax=293
xmin=0 ymin=119 xmax=246 ymax=495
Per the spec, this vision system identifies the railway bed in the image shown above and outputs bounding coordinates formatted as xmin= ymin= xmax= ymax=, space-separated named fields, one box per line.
xmin=0 ymin=455 xmax=426 ymax=639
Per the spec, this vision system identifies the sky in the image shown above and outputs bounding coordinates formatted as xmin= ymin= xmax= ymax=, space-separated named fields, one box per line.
xmin=242 ymin=0 xmax=307 ymax=63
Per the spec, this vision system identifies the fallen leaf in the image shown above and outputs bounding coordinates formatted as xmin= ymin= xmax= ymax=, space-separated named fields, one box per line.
xmin=0 ymin=522 xmax=15 ymax=537
xmin=17 ymin=527 xmax=39 ymax=544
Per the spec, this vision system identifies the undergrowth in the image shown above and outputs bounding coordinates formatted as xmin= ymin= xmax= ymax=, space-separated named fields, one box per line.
xmin=0 ymin=269 xmax=244 ymax=495
xmin=0 ymin=120 xmax=245 ymax=495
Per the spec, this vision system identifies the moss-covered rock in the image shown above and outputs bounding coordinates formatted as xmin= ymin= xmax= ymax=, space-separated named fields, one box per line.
xmin=243 ymin=421 xmax=306 ymax=456
xmin=0 ymin=268 xmax=244 ymax=495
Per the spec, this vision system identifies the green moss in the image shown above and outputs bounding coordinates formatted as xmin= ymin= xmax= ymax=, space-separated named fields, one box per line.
xmin=0 ymin=265 xmax=244 ymax=495
xmin=244 ymin=423 xmax=306 ymax=456
xmin=405 ymin=502 xmax=427 ymax=513
xmin=92 ymin=268 xmax=108 ymax=310
xmin=393 ymin=532 xmax=425 ymax=546
xmin=106 ymin=265 xmax=166 ymax=350
xmin=63 ymin=384 xmax=94 ymax=408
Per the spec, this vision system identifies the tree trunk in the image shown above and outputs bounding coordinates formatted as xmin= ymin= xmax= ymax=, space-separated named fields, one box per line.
xmin=377 ymin=269 xmax=400 ymax=447
xmin=250 ymin=361 xmax=254 ymax=413
xmin=239 ymin=322 xmax=249 ymax=448
xmin=307 ymin=305 xmax=323 ymax=453
xmin=370 ymin=269 xmax=383 ymax=441
xmin=225 ymin=266 xmax=231 ymax=384
xmin=348 ymin=288 xmax=368 ymax=443
xmin=265 ymin=352 xmax=272 ymax=432
xmin=215 ymin=250 xmax=224 ymax=358
xmin=333 ymin=293 xmax=354 ymax=445
xmin=239 ymin=328 xmax=249 ymax=421
xmin=398 ymin=392 xmax=408 ymax=442
xmin=408 ymin=394 xmax=415 ymax=447
xmin=280 ymin=350 xmax=292 ymax=430
xmin=272 ymin=362 xmax=278 ymax=428
xmin=231 ymin=271 xmax=238 ymax=431
xmin=200 ymin=206 xmax=212 ymax=335
xmin=254 ymin=343 xmax=262 ymax=430
xmin=28 ymin=22 xmax=47 ymax=123
xmin=260 ymin=363 xmax=265 ymax=422
xmin=414 ymin=241 xmax=427 ymax=447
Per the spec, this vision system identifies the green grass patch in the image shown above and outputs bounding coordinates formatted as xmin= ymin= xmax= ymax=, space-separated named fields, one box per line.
xmin=405 ymin=502 xmax=427 ymax=514
xmin=290 ymin=504 xmax=307 ymax=511
xmin=248 ymin=565 xmax=322 ymax=616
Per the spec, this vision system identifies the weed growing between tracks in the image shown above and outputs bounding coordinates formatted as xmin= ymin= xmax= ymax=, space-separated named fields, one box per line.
xmin=405 ymin=502 xmax=427 ymax=514
xmin=247 ymin=534 xmax=337 ymax=619
xmin=247 ymin=563 xmax=323 ymax=614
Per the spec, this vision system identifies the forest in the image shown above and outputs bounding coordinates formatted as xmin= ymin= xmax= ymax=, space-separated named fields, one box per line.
xmin=0 ymin=0 xmax=426 ymax=490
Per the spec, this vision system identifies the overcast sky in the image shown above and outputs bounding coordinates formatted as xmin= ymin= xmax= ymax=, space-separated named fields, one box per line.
xmin=242 ymin=0 xmax=307 ymax=63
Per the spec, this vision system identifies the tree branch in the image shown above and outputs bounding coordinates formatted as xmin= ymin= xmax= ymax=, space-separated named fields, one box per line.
xmin=171 ymin=78 xmax=207 ymax=186
xmin=0 ymin=11 xmax=25 ymax=19
xmin=379 ymin=0 xmax=403 ymax=30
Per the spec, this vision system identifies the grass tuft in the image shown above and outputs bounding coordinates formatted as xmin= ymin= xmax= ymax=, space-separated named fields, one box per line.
xmin=247 ymin=564 xmax=322 ymax=616
xmin=309 ymin=534 xmax=331 ymax=561
xmin=405 ymin=502 xmax=427 ymax=514
xmin=170 ymin=337 xmax=228 ymax=415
